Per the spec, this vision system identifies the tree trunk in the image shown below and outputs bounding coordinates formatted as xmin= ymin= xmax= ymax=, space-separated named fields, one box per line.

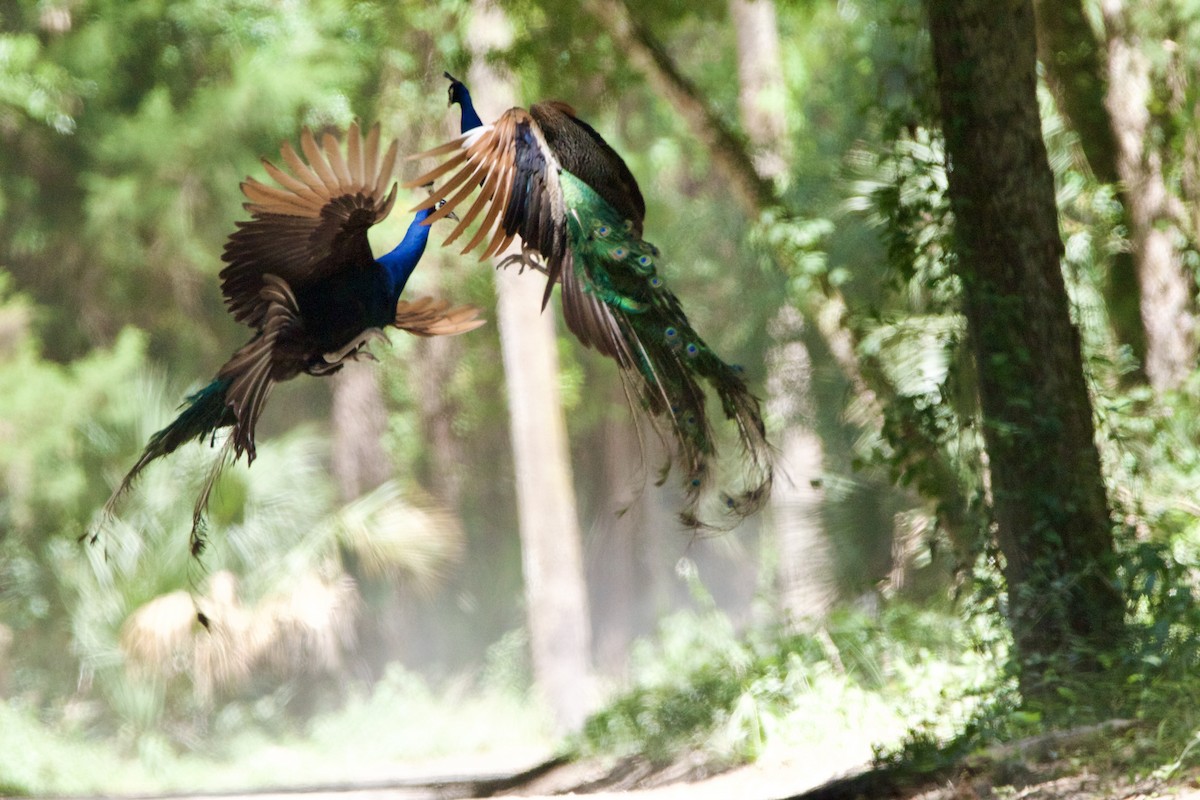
xmin=328 ymin=359 xmax=397 ymax=682
xmin=584 ymin=0 xmax=777 ymax=216
xmin=926 ymin=0 xmax=1124 ymax=694
xmin=727 ymin=0 xmax=833 ymax=623
xmin=1031 ymin=0 xmax=1146 ymax=375
xmin=469 ymin=0 xmax=594 ymax=731
xmin=589 ymin=405 xmax=643 ymax=675
xmin=330 ymin=361 xmax=392 ymax=502
xmin=766 ymin=308 xmax=834 ymax=621
xmin=1101 ymin=0 xmax=1196 ymax=390
xmin=409 ymin=323 xmax=469 ymax=509
xmin=729 ymin=0 xmax=789 ymax=180
xmin=1031 ymin=0 xmax=1119 ymax=184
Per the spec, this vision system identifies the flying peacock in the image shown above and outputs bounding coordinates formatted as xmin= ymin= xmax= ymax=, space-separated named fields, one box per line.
xmin=96 ymin=122 xmax=484 ymax=551
xmin=406 ymin=73 xmax=772 ymax=529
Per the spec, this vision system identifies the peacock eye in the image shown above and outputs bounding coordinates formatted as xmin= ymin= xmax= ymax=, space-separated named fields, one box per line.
xmin=685 ymin=343 xmax=699 ymax=358
xmin=638 ymin=255 xmax=653 ymax=267
xmin=596 ymin=224 xmax=610 ymax=238
xmin=612 ymin=247 xmax=627 ymax=259
xmin=664 ymin=327 xmax=678 ymax=340
xmin=649 ymin=277 xmax=663 ymax=289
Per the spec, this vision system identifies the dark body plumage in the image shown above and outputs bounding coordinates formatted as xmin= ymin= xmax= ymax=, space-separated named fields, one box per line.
xmin=408 ymin=75 xmax=772 ymax=528
xmin=98 ymin=123 xmax=484 ymax=545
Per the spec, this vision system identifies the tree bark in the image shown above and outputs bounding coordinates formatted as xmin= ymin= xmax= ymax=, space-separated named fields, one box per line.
xmin=729 ymin=0 xmax=789 ymax=181
xmin=1101 ymin=0 xmax=1196 ymax=390
xmin=409 ymin=325 xmax=469 ymax=509
xmin=1031 ymin=0 xmax=1120 ymax=184
xmin=589 ymin=405 xmax=643 ymax=675
xmin=469 ymin=0 xmax=594 ymax=731
xmin=584 ymin=0 xmax=777 ymax=217
xmin=1031 ymin=0 xmax=1147 ymax=375
xmin=926 ymin=0 xmax=1123 ymax=692
xmin=330 ymin=361 xmax=392 ymax=502
xmin=766 ymin=309 xmax=834 ymax=620
xmin=727 ymin=0 xmax=833 ymax=622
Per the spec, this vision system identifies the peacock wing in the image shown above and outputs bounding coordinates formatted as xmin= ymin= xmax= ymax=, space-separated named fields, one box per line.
xmin=404 ymin=107 xmax=632 ymax=364
xmin=220 ymin=122 xmax=400 ymax=329
xmin=392 ymin=296 xmax=487 ymax=337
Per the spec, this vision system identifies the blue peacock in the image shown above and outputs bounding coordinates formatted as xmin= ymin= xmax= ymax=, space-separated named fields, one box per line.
xmin=406 ymin=74 xmax=772 ymax=528
xmin=97 ymin=122 xmax=484 ymax=550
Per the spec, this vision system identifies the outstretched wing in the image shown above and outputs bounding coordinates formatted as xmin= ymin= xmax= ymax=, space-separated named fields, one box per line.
xmin=404 ymin=106 xmax=630 ymax=363
xmin=221 ymin=122 xmax=400 ymax=328
xmin=405 ymin=108 xmax=569 ymax=279
xmin=393 ymin=296 xmax=486 ymax=337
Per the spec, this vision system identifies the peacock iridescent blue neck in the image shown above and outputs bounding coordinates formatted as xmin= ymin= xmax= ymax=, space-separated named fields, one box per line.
xmin=454 ymin=85 xmax=484 ymax=132
xmin=376 ymin=208 xmax=434 ymax=300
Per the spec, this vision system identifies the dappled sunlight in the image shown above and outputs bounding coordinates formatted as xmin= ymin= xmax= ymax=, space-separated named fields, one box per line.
xmin=5 ymin=0 xmax=1200 ymax=798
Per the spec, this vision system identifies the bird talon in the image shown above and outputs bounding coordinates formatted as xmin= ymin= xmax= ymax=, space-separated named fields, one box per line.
xmin=323 ymin=328 xmax=388 ymax=364
xmin=495 ymin=244 xmax=549 ymax=277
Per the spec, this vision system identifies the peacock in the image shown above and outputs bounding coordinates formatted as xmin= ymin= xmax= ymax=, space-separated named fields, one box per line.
xmin=405 ymin=73 xmax=772 ymax=529
xmin=96 ymin=122 xmax=484 ymax=551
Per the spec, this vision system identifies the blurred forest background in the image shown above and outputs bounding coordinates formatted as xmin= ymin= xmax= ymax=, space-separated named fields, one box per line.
xmin=5 ymin=0 xmax=1200 ymax=794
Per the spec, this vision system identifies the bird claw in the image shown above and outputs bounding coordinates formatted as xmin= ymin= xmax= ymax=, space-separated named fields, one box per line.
xmin=323 ymin=328 xmax=388 ymax=365
xmin=495 ymin=244 xmax=549 ymax=276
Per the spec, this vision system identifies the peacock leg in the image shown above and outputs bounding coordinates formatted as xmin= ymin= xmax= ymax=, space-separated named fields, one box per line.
xmin=494 ymin=241 xmax=549 ymax=276
xmin=321 ymin=327 xmax=389 ymax=368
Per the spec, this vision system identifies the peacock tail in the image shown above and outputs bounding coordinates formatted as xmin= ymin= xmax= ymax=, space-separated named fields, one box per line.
xmin=558 ymin=172 xmax=772 ymax=525
xmin=408 ymin=85 xmax=773 ymax=529
xmin=92 ymin=377 xmax=235 ymax=543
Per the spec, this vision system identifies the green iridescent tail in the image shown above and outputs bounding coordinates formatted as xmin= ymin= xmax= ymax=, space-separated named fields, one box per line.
xmin=561 ymin=174 xmax=773 ymax=528
xmin=91 ymin=378 xmax=236 ymax=543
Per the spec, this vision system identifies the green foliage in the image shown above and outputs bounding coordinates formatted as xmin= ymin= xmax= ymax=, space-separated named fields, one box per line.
xmin=0 ymin=700 xmax=164 ymax=795
xmin=0 ymin=640 xmax=552 ymax=795
xmin=583 ymin=592 xmax=1000 ymax=766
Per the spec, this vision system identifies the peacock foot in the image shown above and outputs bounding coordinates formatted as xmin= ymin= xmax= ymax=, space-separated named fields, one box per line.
xmin=495 ymin=243 xmax=549 ymax=276
xmin=322 ymin=327 xmax=389 ymax=366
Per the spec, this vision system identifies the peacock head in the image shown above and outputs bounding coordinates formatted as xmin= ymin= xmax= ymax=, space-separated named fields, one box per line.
xmin=443 ymin=71 xmax=483 ymax=132
xmin=444 ymin=71 xmax=470 ymax=108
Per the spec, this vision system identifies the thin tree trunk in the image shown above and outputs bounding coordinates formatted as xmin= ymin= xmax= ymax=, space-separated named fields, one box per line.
xmin=469 ymin=0 xmax=594 ymax=731
xmin=1031 ymin=0 xmax=1146 ymax=375
xmin=926 ymin=0 xmax=1124 ymax=694
xmin=409 ymin=324 xmax=469 ymax=508
xmin=728 ymin=0 xmax=833 ymax=622
xmin=729 ymin=0 xmax=789 ymax=180
xmin=589 ymin=405 xmax=643 ymax=675
xmin=584 ymin=0 xmax=776 ymax=216
xmin=328 ymin=359 xmax=394 ymax=681
xmin=1101 ymin=0 xmax=1196 ymax=390
xmin=1031 ymin=0 xmax=1120 ymax=184
xmin=766 ymin=309 xmax=834 ymax=621
xmin=330 ymin=361 xmax=391 ymax=502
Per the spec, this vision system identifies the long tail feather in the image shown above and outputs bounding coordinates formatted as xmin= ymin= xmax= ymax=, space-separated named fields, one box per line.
xmin=559 ymin=173 xmax=773 ymax=529
xmin=92 ymin=378 xmax=236 ymax=540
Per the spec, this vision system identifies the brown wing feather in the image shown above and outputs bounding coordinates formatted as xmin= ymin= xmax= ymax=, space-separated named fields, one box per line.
xmin=393 ymin=296 xmax=487 ymax=337
xmin=405 ymin=109 xmax=569 ymax=281
xmin=216 ymin=275 xmax=304 ymax=461
xmin=220 ymin=122 xmax=399 ymax=329
xmin=406 ymin=108 xmax=632 ymax=361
